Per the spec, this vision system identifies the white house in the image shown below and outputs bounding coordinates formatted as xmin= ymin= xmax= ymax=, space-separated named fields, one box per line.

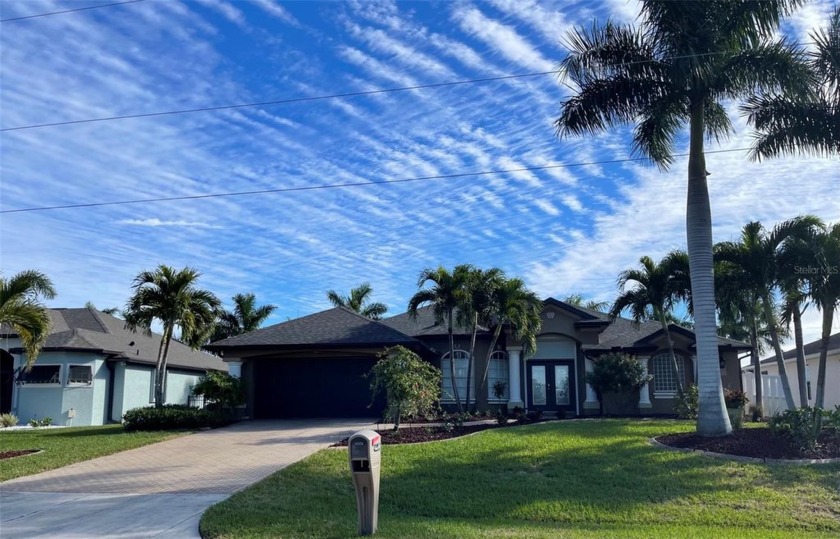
xmin=742 ymin=332 xmax=840 ymax=415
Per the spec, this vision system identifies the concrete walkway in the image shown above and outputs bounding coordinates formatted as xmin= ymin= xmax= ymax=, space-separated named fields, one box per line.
xmin=1 ymin=419 xmax=373 ymax=538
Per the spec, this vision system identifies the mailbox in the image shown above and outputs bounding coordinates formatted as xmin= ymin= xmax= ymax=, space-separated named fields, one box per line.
xmin=348 ymin=429 xmax=381 ymax=535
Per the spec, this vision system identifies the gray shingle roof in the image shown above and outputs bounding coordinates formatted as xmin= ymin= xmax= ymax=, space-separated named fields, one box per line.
xmin=206 ymin=306 xmax=418 ymax=349
xmin=8 ymin=308 xmax=226 ymax=372
xmin=379 ymin=305 xmax=484 ymax=337
xmin=758 ymin=332 xmax=840 ymax=365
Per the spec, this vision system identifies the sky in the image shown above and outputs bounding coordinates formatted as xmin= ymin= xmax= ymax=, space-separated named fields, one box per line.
xmin=1 ymin=0 xmax=838 ymax=351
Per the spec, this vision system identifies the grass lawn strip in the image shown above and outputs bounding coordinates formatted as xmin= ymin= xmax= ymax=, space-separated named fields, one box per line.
xmin=200 ymin=420 xmax=840 ymax=539
xmin=0 ymin=425 xmax=185 ymax=482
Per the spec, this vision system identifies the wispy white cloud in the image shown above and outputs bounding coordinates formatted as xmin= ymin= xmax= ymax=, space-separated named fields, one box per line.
xmin=252 ymin=0 xmax=300 ymax=26
xmin=117 ymin=219 xmax=223 ymax=229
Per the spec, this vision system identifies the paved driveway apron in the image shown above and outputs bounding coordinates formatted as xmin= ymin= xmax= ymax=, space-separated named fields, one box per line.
xmin=1 ymin=419 xmax=372 ymax=538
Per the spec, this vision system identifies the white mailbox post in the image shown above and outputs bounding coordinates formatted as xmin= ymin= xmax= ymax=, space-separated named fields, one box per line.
xmin=348 ymin=429 xmax=381 ymax=535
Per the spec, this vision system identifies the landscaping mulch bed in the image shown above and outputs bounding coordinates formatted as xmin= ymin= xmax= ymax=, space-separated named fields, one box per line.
xmin=334 ymin=421 xmax=547 ymax=446
xmin=658 ymin=427 xmax=840 ymax=460
xmin=0 ymin=449 xmax=40 ymax=460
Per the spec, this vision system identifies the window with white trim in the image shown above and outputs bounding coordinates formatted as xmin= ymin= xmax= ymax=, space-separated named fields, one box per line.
xmin=487 ymin=351 xmax=509 ymax=401
xmin=441 ymin=350 xmax=473 ymax=403
xmin=19 ymin=365 xmax=61 ymax=386
xmin=652 ymin=353 xmax=685 ymax=396
xmin=67 ymin=365 xmax=93 ymax=386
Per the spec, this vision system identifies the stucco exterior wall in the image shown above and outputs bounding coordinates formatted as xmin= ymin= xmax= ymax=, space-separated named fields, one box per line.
xmin=12 ymin=351 xmax=107 ymax=427
xmin=166 ymin=369 xmax=203 ymax=404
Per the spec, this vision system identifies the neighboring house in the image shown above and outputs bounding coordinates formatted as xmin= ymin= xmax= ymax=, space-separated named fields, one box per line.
xmin=742 ymin=332 xmax=840 ymax=415
xmin=206 ymin=298 xmax=748 ymax=419
xmin=0 ymin=308 xmax=226 ymax=426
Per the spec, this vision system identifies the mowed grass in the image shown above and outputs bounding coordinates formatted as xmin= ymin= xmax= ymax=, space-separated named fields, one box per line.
xmin=0 ymin=425 xmax=184 ymax=481
xmin=201 ymin=420 xmax=840 ymax=539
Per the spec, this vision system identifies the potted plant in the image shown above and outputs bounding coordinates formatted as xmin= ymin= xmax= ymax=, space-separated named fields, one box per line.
xmin=724 ymin=388 xmax=749 ymax=429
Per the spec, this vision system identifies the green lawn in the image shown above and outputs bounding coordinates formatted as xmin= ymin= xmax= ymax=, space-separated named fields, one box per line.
xmin=0 ymin=425 xmax=184 ymax=481
xmin=201 ymin=420 xmax=840 ymax=539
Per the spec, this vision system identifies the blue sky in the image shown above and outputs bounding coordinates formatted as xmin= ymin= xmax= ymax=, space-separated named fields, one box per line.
xmin=1 ymin=0 xmax=837 ymax=347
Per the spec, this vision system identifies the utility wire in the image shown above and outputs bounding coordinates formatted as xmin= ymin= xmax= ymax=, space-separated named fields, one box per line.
xmin=0 ymin=147 xmax=751 ymax=214
xmin=0 ymin=0 xmax=145 ymax=23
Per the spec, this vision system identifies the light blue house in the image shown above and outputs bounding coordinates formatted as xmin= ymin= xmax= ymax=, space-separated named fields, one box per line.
xmin=0 ymin=308 xmax=226 ymax=426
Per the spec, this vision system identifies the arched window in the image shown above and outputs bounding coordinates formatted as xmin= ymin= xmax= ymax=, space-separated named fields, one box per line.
xmin=487 ymin=351 xmax=509 ymax=401
xmin=441 ymin=350 xmax=473 ymax=403
xmin=652 ymin=353 xmax=685 ymax=396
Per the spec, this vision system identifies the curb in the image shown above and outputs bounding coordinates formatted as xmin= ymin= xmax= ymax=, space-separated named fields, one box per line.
xmin=649 ymin=437 xmax=840 ymax=465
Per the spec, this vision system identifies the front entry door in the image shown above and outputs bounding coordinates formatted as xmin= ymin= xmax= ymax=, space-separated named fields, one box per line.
xmin=527 ymin=360 xmax=575 ymax=413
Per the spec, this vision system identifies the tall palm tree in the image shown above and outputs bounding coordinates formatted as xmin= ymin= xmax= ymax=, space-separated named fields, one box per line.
xmin=806 ymin=222 xmax=840 ymax=410
xmin=778 ymin=284 xmax=810 ymax=406
xmin=744 ymin=6 xmax=840 ymax=160
xmin=563 ymin=294 xmax=609 ymax=312
xmin=459 ymin=267 xmax=504 ymax=411
xmin=715 ymin=217 xmax=823 ymax=411
xmin=212 ymin=293 xmax=277 ymax=342
xmin=408 ymin=265 xmax=472 ymax=412
xmin=0 ymin=270 xmax=56 ymax=368
xmin=555 ymin=1 xmax=809 ymax=436
xmin=478 ymin=277 xmax=543 ymax=404
xmin=326 ymin=282 xmax=387 ymax=320
xmin=610 ymin=252 xmax=691 ymax=395
xmin=124 ymin=265 xmax=221 ymax=407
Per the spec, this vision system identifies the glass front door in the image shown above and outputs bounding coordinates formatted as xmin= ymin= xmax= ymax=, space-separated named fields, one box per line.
xmin=527 ymin=360 xmax=575 ymax=412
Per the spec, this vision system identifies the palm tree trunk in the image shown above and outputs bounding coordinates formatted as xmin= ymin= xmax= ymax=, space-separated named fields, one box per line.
xmin=154 ymin=324 xmax=171 ymax=408
xmin=761 ymin=293 xmax=796 ymax=410
xmin=480 ymin=325 xmax=504 ymax=402
xmin=792 ymin=305 xmax=808 ymax=406
xmin=465 ymin=312 xmax=478 ymax=412
xmin=687 ymin=104 xmax=731 ymax=437
xmin=750 ymin=320 xmax=763 ymax=414
xmin=815 ymin=305 xmax=834 ymax=410
xmin=447 ymin=312 xmax=462 ymax=412
xmin=659 ymin=312 xmax=683 ymax=395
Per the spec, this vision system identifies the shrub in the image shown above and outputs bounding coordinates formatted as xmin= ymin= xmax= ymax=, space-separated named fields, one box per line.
xmin=748 ymin=405 xmax=764 ymax=422
xmin=28 ymin=417 xmax=52 ymax=427
xmin=724 ymin=388 xmax=749 ymax=408
xmin=495 ymin=409 xmax=508 ymax=425
xmin=368 ymin=345 xmax=441 ymax=428
xmin=1 ymin=413 xmax=19 ymax=427
xmin=585 ymin=352 xmax=652 ymax=416
xmin=191 ymin=371 xmax=247 ymax=410
xmin=768 ymin=407 xmax=825 ymax=451
xmin=674 ymin=384 xmax=699 ymax=419
xmin=122 ymin=404 xmax=231 ymax=431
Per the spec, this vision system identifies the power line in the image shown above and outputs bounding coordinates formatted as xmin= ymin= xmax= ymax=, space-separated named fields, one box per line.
xmin=0 ymin=0 xmax=145 ymax=23
xmin=0 ymin=147 xmax=752 ymax=214
xmin=0 ymin=71 xmax=560 ymax=132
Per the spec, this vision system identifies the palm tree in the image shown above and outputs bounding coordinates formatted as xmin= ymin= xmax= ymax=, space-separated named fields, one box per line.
xmin=715 ymin=217 xmax=823 ymax=411
xmin=123 ymin=265 xmax=221 ymax=407
xmin=326 ymin=282 xmax=387 ymax=320
xmin=84 ymin=301 xmax=122 ymax=317
xmin=0 ymin=270 xmax=56 ymax=368
xmin=408 ymin=265 xmax=472 ymax=412
xmin=459 ymin=267 xmax=504 ymax=411
xmin=563 ymin=294 xmax=609 ymax=312
xmin=744 ymin=6 xmax=840 ymax=160
xmin=555 ymin=2 xmax=809 ymax=436
xmin=212 ymin=293 xmax=277 ymax=342
xmin=806 ymin=222 xmax=840 ymax=410
xmin=478 ymin=277 xmax=543 ymax=404
xmin=610 ymin=253 xmax=690 ymax=396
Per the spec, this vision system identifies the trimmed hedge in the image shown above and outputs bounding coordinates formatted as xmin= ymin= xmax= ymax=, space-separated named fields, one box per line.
xmin=122 ymin=404 xmax=232 ymax=431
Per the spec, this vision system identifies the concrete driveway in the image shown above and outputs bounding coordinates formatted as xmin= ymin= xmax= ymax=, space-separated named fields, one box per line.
xmin=1 ymin=419 xmax=373 ymax=538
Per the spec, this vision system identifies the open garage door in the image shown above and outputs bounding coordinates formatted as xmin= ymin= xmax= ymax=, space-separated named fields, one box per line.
xmin=252 ymin=356 xmax=385 ymax=418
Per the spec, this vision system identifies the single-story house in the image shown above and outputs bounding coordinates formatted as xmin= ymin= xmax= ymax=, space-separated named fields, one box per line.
xmin=0 ymin=307 xmax=227 ymax=426
xmin=742 ymin=332 xmax=840 ymax=414
xmin=206 ymin=298 xmax=748 ymax=419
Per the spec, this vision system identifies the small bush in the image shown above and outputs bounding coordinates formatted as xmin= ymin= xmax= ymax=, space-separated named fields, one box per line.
xmin=724 ymin=388 xmax=749 ymax=408
xmin=122 ymin=404 xmax=231 ymax=431
xmin=526 ymin=410 xmax=543 ymax=422
xmin=0 ymin=413 xmax=19 ymax=427
xmin=28 ymin=417 xmax=52 ymax=427
xmin=748 ymin=405 xmax=764 ymax=422
xmin=495 ymin=409 xmax=508 ymax=425
xmin=768 ymin=407 xmax=824 ymax=451
xmin=368 ymin=346 xmax=441 ymax=428
xmin=674 ymin=385 xmax=699 ymax=419
xmin=191 ymin=371 xmax=247 ymax=410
